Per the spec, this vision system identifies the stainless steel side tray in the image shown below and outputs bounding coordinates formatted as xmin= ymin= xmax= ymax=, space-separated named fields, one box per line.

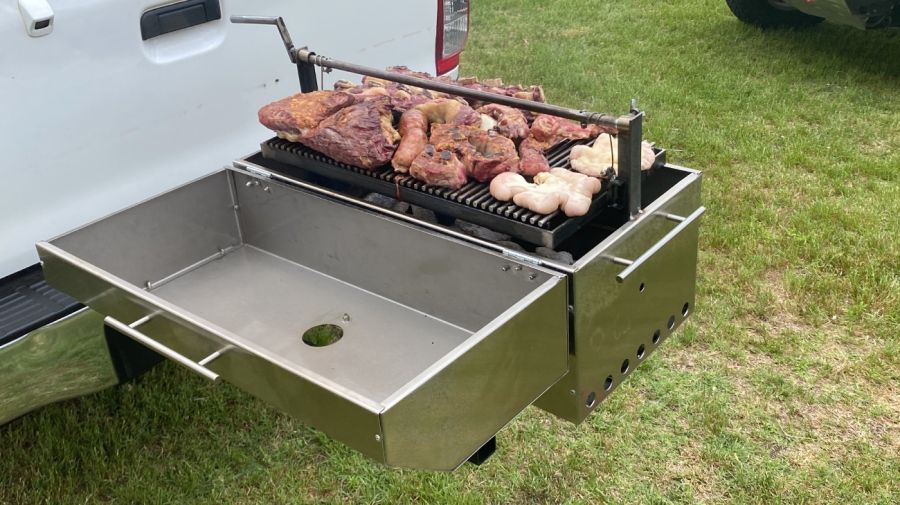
xmin=38 ymin=168 xmax=568 ymax=470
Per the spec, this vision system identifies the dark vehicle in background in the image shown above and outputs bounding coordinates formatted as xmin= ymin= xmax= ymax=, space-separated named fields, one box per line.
xmin=726 ymin=0 xmax=900 ymax=29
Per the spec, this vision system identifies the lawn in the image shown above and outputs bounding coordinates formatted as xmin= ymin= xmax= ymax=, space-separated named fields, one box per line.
xmin=2 ymin=0 xmax=897 ymax=503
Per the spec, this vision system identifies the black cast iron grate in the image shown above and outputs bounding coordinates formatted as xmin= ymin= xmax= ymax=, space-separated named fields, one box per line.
xmin=260 ymin=137 xmax=613 ymax=248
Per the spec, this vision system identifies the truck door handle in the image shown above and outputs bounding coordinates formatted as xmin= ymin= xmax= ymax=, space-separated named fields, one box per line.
xmin=140 ymin=0 xmax=221 ymax=40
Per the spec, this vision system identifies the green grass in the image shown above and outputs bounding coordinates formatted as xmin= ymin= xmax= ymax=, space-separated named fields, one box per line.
xmin=2 ymin=1 xmax=898 ymax=503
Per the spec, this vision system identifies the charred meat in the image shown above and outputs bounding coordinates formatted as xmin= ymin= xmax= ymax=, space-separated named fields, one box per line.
xmin=258 ymin=91 xmax=356 ymax=142
xmin=300 ymin=96 xmax=399 ymax=169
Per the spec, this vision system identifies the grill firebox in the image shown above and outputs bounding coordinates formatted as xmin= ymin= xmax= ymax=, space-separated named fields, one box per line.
xmin=260 ymin=137 xmax=626 ymax=248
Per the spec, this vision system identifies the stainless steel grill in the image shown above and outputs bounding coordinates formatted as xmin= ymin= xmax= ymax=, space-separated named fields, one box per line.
xmin=260 ymin=137 xmax=647 ymax=248
xmin=34 ymin=17 xmax=705 ymax=472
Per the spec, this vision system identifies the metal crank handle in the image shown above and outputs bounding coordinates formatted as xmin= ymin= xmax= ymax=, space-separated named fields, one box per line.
xmin=104 ymin=315 xmax=223 ymax=382
xmin=615 ymin=206 xmax=706 ymax=283
xmin=229 ymin=15 xmax=297 ymax=62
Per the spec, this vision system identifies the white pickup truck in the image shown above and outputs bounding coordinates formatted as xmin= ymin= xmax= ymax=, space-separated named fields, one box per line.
xmin=1 ymin=0 xmax=468 ymax=422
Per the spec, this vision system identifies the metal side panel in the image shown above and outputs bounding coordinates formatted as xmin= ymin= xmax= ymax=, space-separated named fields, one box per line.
xmin=36 ymin=242 xmax=385 ymax=461
xmin=536 ymin=169 xmax=703 ymax=423
xmin=379 ymin=277 xmax=569 ymax=471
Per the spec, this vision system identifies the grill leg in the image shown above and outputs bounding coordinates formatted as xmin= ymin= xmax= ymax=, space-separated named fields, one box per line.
xmin=467 ymin=436 xmax=497 ymax=466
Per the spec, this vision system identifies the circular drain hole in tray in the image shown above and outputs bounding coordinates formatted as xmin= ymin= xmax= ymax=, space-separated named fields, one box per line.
xmin=302 ymin=324 xmax=344 ymax=347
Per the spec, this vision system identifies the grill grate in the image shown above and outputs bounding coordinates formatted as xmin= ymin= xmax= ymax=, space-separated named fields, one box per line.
xmin=260 ymin=137 xmax=614 ymax=248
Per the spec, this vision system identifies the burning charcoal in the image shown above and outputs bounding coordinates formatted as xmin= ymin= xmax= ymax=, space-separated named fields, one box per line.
xmin=496 ymin=240 xmax=526 ymax=252
xmin=363 ymin=192 xmax=398 ymax=209
xmin=392 ymin=201 xmax=411 ymax=214
xmin=411 ymin=205 xmax=439 ymax=224
xmin=453 ymin=220 xmax=512 ymax=242
xmin=535 ymin=247 xmax=574 ymax=265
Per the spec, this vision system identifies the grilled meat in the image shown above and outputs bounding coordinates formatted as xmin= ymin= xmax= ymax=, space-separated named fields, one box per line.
xmin=409 ymin=144 xmax=468 ymax=189
xmin=300 ymin=96 xmax=399 ymax=169
xmin=490 ymin=168 xmax=601 ymax=217
xmin=570 ymin=133 xmax=656 ymax=177
xmin=461 ymin=129 xmax=520 ymax=182
xmin=477 ymin=104 xmax=529 ymax=142
xmin=518 ymin=135 xmax=551 ymax=176
xmin=529 ymin=114 xmax=614 ymax=144
xmin=429 ymin=124 xmax=519 ymax=183
xmin=337 ymin=77 xmax=439 ymax=113
xmin=258 ymin=91 xmax=357 ymax=142
xmin=391 ymin=99 xmax=481 ymax=172
xmin=415 ymin=98 xmax=482 ymax=126
xmin=448 ymin=76 xmax=546 ymax=109
xmin=392 ymin=109 xmax=429 ymax=172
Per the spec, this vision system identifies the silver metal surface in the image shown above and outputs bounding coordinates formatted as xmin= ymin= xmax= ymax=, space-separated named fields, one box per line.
xmin=295 ymin=48 xmax=624 ymax=129
xmin=232 ymin=159 xmax=564 ymax=269
xmin=38 ymin=168 xmax=569 ymax=470
xmin=616 ymin=206 xmax=706 ymax=283
xmin=228 ymin=15 xmax=622 ymax=129
xmin=535 ymin=167 xmax=703 ymax=422
xmin=380 ymin=278 xmax=568 ymax=469
xmin=784 ymin=0 xmax=866 ymax=28
xmin=0 ymin=309 xmax=117 ymax=424
xmin=229 ymin=15 xmax=297 ymax=61
xmin=104 ymin=315 xmax=221 ymax=382
xmin=618 ymin=111 xmax=643 ymax=219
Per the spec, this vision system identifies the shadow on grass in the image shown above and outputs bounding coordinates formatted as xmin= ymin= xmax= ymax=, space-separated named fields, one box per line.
xmin=0 ymin=364 xmax=344 ymax=503
xmin=710 ymin=19 xmax=900 ymax=82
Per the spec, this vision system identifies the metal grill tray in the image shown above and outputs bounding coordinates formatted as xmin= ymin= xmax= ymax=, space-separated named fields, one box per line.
xmin=261 ymin=137 xmax=613 ymax=248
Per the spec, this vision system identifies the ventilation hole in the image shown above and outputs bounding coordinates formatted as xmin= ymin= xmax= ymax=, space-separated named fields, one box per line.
xmin=302 ymin=324 xmax=343 ymax=347
xmin=621 ymin=359 xmax=630 ymax=374
xmin=668 ymin=315 xmax=676 ymax=330
xmin=682 ymin=302 xmax=690 ymax=317
xmin=604 ymin=375 xmax=613 ymax=391
xmin=639 ymin=282 xmax=645 ymax=293
xmin=637 ymin=344 xmax=646 ymax=359
xmin=585 ymin=391 xmax=597 ymax=408
xmin=652 ymin=329 xmax=661 ymax=345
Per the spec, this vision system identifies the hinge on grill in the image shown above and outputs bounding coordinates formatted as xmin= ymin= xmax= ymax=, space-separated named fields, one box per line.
xmin=501 ymin=249 xmax=541 ymax=266
xmin=244 ymin=165 xmax=273 ymax=179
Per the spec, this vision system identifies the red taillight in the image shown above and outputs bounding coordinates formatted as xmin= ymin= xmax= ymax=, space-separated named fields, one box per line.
xmin=436 ymin=0 xmax=469 ymax=75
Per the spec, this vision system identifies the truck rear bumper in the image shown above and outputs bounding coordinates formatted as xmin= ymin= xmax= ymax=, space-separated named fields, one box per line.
xmin=0 ymin=309 xmax=117 ymax=425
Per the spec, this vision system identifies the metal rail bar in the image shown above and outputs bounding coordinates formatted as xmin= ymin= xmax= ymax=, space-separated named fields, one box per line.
xmin=294 ymin=48 xmax=622 ymax=130
xmin=104 ymin=315 xmax=222 ymax=382
xmin=615 ymin=206 xmax=706 ymax=283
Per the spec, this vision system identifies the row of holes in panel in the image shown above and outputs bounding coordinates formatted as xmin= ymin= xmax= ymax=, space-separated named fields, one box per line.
xmin=584 ymin=301 xmax=691 ymax=409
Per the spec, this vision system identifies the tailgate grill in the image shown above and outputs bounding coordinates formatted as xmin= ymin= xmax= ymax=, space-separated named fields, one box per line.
xmin=260 ymin=137 xmax=612 ymax=247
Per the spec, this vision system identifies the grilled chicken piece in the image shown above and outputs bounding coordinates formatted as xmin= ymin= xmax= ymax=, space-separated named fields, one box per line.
xmin=258 ymin=91 xmax=357 ymax=142
xmin=477 ymin=104 xmax=529 ymax=142
xmin=570 ymin=133 xmax=656 ymax=177
xmin=300 ymin=96 xmax=399 ymax=169
xmin=409 ymin=144 xmax=468 ymax=189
